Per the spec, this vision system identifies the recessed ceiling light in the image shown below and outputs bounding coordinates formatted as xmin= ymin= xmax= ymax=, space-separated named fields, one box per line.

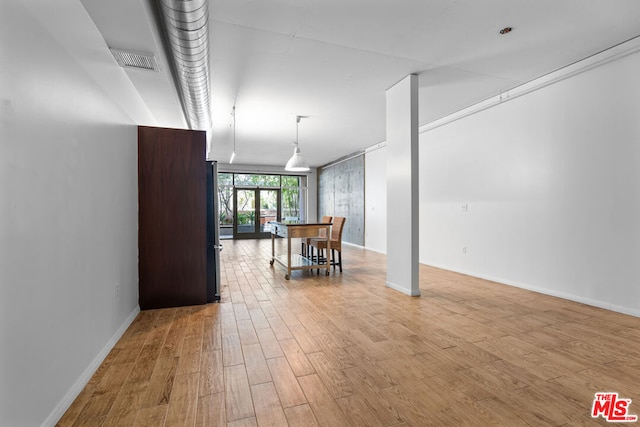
xmin=499 ymin=27 xmax=513 ymax=35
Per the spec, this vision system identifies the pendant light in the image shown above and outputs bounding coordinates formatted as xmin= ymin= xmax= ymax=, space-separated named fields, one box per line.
xmin=285 ymin=115 xmax=310 ymax=172
xmin=229 ymin=106 xmax=236 ymax=163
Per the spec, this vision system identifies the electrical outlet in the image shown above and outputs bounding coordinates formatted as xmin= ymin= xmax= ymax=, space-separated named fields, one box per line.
xmin=462 ymin=246 xmax=467 ymax=254
xmin=115 ymin=282 xmax=120 ymax=298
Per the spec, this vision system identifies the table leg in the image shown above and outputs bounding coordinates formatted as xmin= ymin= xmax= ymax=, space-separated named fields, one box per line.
xmin=325 ymin=226 xmax=331 ymax=276
xmin=270 ymin=233 xmax=275 ymax=266
xmin=286 ymin=234 xmax=292 ymax=279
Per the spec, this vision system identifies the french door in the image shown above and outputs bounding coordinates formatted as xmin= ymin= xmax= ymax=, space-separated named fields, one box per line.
xmin=233 ymin=187 xmax=281 ymax=239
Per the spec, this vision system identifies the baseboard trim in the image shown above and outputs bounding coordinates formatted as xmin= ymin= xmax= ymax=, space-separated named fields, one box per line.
xmin=362 ymin=245 xmax=387 ymax=255
xmin=42 ymin=306 xmax=140 ymax=427
xmin=386 ymin=280 xmax=421 ymax=296
xmin=424 ymin=262 xmax=640 ymax=319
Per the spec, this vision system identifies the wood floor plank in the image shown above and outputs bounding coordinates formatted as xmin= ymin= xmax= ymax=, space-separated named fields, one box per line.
xmin=131 ymin=404 xmax=167 ymax=427
xmin=242 ymin=343 xmax=272 ymax=385
xmin=257 ymin=328 xmax=284 ymax=359
xmin=222 ymin=333 xmax=245 ymax=367
xmin=128 ymin=343 xmax=163 ymax=383
xmin=279 ymin=338 xmax=316 ymax=377
xmin=164 ymin=372 xmax=199 ymax=427
xmin=343 ymin=346 xmax=397 ymax=389
xmin=160 ymin=312 xmax=188 ymax=358
xmin=248 ymin=308 xmax=271 ymax=330
xmin=341 ymin=366 xmax=405 ymax=426
xmin=476 ymin=396 xmax=542 ymax=427
xmin=103 ymin=379 xmax=148 ymax=425
xmin=433 ymin=396 xmax=503 ymax=426
xmin=250 ymin=382 xmax=289 ymax=427
xmin=288 ymin=323 xmax=322 ymax=353
xmin=234 ymin=303 xmax=251 ymax=321
xmin=336 ymin=393 xmax=389 ymax=427
xmin=202 ymin=316 xmax=221 ymax=352
xmin=297 ymin=374 xmax=349 ymax=427
xmin=199 ymin=350 xmax=224 ymax=396
xmin=141 ymin=355 xmax=178 ymax=408
xmin=176 ymin=335 xmax=203 ymax=375
xmin=72 ymin=391 xmax=118 ymax=424
xmin=56 ymin=387 xmax=94 ymax=427
xmin=379 ymin=386 xmax=442 ymax=426
xmin=226 ymin=417 xmax=258 ymax=427
xmin=93 ymin=362 xmax=134 ymax=396
xmin=237 ymin=318 xmax=260 ymax=346
xmin=266 ymin=357 xmax=307 ymax=408
xmin=306 ymin=351 xmax=353 ymax=399
xmin=58 ymin=240 xmax=640 ymax=427
xmin=195 ymin=392 xmax=225 ymax=427
xmin=185 ymin=310 xmax=205 ymax=338
xmin=283 ymin=404 xmax=319 ymax=427
xmin=224 ymin=364 xmax=255 ymax=422
xmin=266 ymin=315 xmax=294 ymax=341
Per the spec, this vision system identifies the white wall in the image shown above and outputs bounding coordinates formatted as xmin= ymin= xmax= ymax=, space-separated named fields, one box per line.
xmin=1 ymin=2 xmax=140 ymax=426
xmin=420 ymin=47 xmax=640 ymax=316
xmin=364 ymin=145 xmax=387 ymax=253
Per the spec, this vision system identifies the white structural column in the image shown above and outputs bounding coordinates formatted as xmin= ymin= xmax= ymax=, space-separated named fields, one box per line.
xmin=385 ymin=74 xmax=420 ymax=296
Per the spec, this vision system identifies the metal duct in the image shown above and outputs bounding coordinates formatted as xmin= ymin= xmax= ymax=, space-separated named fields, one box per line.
xmin=154 ymin=0 xmax=211 ymax=130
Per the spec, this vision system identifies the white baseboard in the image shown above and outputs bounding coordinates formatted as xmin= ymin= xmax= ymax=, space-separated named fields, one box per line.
xmin=42 ymin=306 xmax=140 ymax=427
xmin=362 ymin=245 xmax=387 ymax=255
xmin=342 ymin=241 xmax=365 ymax=249
xmin=386 ymin=280 xmax=421 ymax=296
xmin=610 ymin=304 xmax=640 ymax=318
xmin=424 ymin=262 xmax=640 ymax=319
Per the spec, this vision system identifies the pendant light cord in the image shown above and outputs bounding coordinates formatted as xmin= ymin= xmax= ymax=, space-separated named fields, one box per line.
xmin=229 ymin=106 xmax=237 ymax=164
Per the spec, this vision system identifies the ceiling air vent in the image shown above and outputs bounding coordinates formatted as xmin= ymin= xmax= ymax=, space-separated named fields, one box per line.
xmin=110 ymin=48 xmax=159 ymax=72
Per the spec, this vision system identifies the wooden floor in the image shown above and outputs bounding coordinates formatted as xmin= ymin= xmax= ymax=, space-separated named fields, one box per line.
xmin=58 ymin=239 xmax=640 ymax=426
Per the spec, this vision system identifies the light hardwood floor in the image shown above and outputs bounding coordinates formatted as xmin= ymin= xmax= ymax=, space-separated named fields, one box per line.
xmin=58 ymin=239 xmax=640 ymax=426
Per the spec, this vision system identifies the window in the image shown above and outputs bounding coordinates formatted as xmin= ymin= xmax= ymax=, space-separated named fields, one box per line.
xmin=217 ymin=172 xmax=307 ymax=237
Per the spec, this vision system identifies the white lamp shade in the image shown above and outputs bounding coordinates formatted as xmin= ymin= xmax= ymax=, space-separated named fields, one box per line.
xmin=285 ymin=145 xmax=310 ymax=172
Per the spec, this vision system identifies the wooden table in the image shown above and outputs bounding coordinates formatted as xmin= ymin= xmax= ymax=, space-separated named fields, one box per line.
xmin=269 ymin=222 xmax=331 ymax=280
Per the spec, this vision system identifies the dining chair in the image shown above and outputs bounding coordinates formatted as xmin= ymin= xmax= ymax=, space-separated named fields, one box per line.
xmin=309 ymin=216 xmax=346 ymax=273
xmin=302 ymin=215 xmax=332 ymax=258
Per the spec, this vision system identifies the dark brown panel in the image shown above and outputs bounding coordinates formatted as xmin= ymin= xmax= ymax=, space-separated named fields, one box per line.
xmin=138 ymin=126 xmax=207 ymax=309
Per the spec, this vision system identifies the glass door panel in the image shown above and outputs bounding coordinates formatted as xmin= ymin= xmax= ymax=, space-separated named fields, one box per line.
xmin=218 ymin=184 xmax=233 ymax=239
xmin=281 ymin=186 xmax=302 ymax=223
xmin=234 ymin=189 xmax=256 ymax=238
xmin=259 ymin=189 xmax=279 ymax=236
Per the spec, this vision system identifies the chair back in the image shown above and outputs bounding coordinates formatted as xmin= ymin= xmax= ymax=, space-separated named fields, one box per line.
xmin=330 ymin=217 xmax=346 ymax=243
xmin=318 ymin=215 xmax=332 ymax=237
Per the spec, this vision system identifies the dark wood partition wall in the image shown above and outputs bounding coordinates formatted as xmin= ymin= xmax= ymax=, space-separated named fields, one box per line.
xmin=138 ymin=126 xmax=207 ymax=310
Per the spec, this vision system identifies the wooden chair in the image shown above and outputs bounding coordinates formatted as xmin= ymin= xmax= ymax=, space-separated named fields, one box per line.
xmin=302 ymin=216 xmax=332 ymax=257
xmin=309 ymin=216 xmax=346 ymax=273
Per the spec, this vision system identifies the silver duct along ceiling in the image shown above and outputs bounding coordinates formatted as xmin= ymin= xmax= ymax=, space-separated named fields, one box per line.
xmin=154 ymin=0 xmax=211 ymax=130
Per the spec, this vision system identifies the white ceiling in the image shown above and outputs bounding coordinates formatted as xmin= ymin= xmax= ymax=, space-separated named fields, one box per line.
xmin=79 ymin=0 xmax=640 ymax=168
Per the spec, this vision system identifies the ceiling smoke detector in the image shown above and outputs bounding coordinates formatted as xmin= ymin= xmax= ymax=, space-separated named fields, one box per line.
xmin=110 ymin=48 xmax=159 ymax=72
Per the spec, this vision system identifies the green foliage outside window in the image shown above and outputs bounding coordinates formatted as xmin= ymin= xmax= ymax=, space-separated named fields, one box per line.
xmin=217 ymin=173 xmax=306 ymax=227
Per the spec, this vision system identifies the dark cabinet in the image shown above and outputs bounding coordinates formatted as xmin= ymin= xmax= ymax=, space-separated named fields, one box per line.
xmin=138 ymin=126 xmax=208 ymax=310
